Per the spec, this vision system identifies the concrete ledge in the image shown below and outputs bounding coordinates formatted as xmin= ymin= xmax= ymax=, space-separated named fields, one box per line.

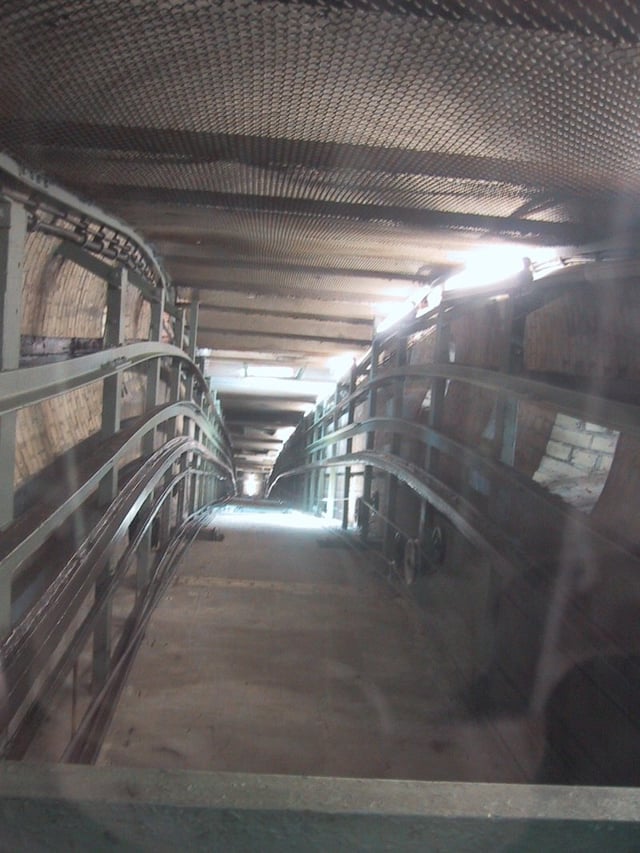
xmin=0 ymin=763 xmax=639 ymax=851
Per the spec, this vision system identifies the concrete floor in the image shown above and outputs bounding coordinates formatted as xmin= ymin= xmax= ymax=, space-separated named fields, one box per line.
xmin=99 ymin=504 xmax=541 ymax=781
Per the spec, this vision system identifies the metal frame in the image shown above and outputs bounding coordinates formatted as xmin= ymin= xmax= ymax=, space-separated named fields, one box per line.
xmin=268 ymin=263 xmax=640 ymax=719
xmin=0 ymin=763 xmax=638 ymax=851
xmin=0 ymin=198 xmax=26 ymax=533
xmin=0 ymin=172 xmax=236 ymax=758
xmin=0 ymin=152 xmax=170 ymax=300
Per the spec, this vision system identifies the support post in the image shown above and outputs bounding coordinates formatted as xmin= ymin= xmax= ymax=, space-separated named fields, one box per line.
xmin=491 ymin=298 xmax=526 ymax=523
xmin=383 ymin=336 xmax=407 ymax=558
xmin=93 ymin=266 xmax=127 ymax=691
xmin=307 ymin=405 xmax=322 ymax=514
xmin=325 ymin=384 xmax=341 ymax=520
xmin=422 ymin=304 xmax=450 ymax=537
xmin=341 ymin=363 xmax=357 ymax=530
xmin=142 ymin=288 xmax=165 ymax=457
xmin=361 ymin=341 xmax=380 ymax=541
xmin=185 ymin=300 xmax=199 ymax=402
xmin=168 ymin=309 xmax=186 ymax=440
xmin=137 ymin=288 xmax=165 ymax=597
xmin=0 ymin=198 xmax=26 ymax=632
xmin=494 ymin=297 xmax=524 ymax=467
xmin=182 ymin=302 xmax=199 ymax=520
xmin=159 ymin=310 xmax=186 ymax=541
xmin=425 ymin=303 xmax=449 ymax=478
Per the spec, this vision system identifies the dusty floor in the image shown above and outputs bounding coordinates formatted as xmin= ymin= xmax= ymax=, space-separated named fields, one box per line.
xmin=99 ymin=504 xmax=541 ymax=781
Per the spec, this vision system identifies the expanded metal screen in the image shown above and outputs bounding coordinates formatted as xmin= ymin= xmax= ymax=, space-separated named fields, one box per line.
xmin=2 ymin=1 xmax=638 ymax=233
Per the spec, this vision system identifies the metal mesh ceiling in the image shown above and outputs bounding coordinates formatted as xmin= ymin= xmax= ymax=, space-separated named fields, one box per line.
xmin=2 ymin=0 xmax=638 ymax=468
xmin=3 ymin=1 xmax=640 ymax=205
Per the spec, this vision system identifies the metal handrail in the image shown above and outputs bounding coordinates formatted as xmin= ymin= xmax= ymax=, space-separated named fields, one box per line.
xmin=289 ymin=360 xmax=640 ymax=447
xmin=2 ymin=436 xmax=216 ymax=723
xmin=61 ymin=505 xmax=208 ymax=764
xmin=4 ymin=469 xmax=213 ymax=761
xmin=270 ymin=424 xmax=640 ymax=566
xmin=0 ymin=400 xmax=234 ymax=584
xmin=3 ymin=465 xmax=190 ymax=757
xmin=269 ymin=449 xmax=525 ymax=572
xmin=0 ymin=341 xmax=210 ymax=416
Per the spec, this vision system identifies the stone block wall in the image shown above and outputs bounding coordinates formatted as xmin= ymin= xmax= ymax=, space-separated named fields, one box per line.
xmin=533 ymin=414 xmax=619 ymax=512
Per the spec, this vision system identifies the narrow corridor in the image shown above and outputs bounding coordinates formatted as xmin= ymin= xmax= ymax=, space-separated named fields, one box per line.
xmin=99 ymin=503 xmax=540 ymax=782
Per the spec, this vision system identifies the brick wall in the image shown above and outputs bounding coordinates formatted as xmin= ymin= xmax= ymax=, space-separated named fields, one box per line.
xmin=525 ymin=279 xmax=640 ymax=380
xmin=533 ymin=414 xmax=619 ymax=512
xmin=22 ymin=234 xmax=106 ymax=337
xmin=15 ymin=234 xmax=154 ymax=492
xmin=525 ymin=279 xmax=640 ymax=527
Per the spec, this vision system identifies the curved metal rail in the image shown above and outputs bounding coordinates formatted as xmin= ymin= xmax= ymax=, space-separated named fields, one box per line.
xmin=0 ymin=164 xmax=236 ymax=760
xmin=0 ymin=341 xmax=214 ymax=417
xmin=2 ymin=439 xmax=221 ymax=759
xmin=1 ymin=400 xmax=233 ymax=584
xmin=269 ymin=267 xmax=640 ymax=718
xmin=294 ymin=362 xmax=640 ymax=444
xmin=61 ymin=506 xmax=210 ymax=765
xmin=0 ymin=152 xmax=168 ymax=294
xmin=270 ymin=449 xmax=523 ymax=572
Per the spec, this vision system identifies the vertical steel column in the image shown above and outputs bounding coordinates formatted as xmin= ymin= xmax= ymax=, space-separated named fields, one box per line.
xmin=325 ymin=385 xmax=341 ymax=520
xmin=168 ymin=309 xmax=186 ymax=440
xmin=0 ymin=198 xmax=26 ymax=632
xmin=160 ymin=309 xmax=186 ymax=538
xmin=185 ymin=301 xmax=199 ymax=402
xmin=361 ymin=341 xmax=380 ymax=541
xmin=181 ymin=301 xmax=200 ymax=520
xmin=314 ymin=402 xmax=326 ymax=515
xmin=137 ymin=289 xmax=165 ymax=596
xmin=142 ymin=288 xmax=165 ymax=456
xmin=304 ymin=413 xmax=314 ymax=512
xmin=383 ymin=336 xmax=407 ymax=558
xmin=425 ymin=303 xmax=450 ymax=479
xmin=341 ymin=363 xmax=357 ymax=530
xmin=93 ymin=266 xmax=127 ymax=690
xmin=491 ymin=297 xmax=526 ymax=525
xmin=307 ymin=406 xmax=321 ymax=514
xmin=494 ymin=297 xmax=524 ymax=467
xmin=422 ymin=303 xmax=450 ymax=539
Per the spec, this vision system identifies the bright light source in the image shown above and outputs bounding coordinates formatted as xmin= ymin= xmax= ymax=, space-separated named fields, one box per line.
xmin=444 ymin=244 xmax=561 ymax=293
xmin=416 ymin=283 xmax=443 ymax=316
xmin=243 ymin=473 xmax=260 ymax=497
xmin=327 ymin=353 xmax=357 ymax=380
xmin=245 ymin=364 xmax=296 ymax=379
xmin=375 ymin=283 xmax=442 ymax=333
xmin=376 ymin=302 xmax=415 ymax=334
xmin=275 ymin=426 xmax=296 ymax=442
xmin=217 ymin=507 xmax=339 ymax=530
